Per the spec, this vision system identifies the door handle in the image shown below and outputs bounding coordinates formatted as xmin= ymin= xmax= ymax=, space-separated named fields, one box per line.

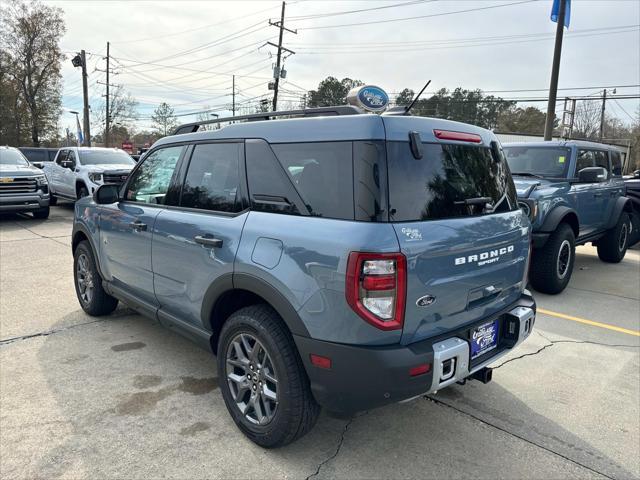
xmin=129 ymin=221 xmax=147 ymax=231
xmin=194 ymin=235 xmax=223 ymax=248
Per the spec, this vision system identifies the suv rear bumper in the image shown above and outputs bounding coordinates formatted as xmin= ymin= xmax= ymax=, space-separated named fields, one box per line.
xmin=294 ymin=291 xmax=535 ymax=413
xmin=0 ymin=193 xmax=49 ymax=212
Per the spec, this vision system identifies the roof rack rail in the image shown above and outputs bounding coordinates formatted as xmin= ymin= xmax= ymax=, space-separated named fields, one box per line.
xmin=172 ymin=105 xmax=363 ymax=135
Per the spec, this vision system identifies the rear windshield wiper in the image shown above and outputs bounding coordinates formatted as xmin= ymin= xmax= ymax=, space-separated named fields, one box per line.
xmin=454 ymin=196 xmax=493 ymax=206
xmin=511 ymin=172 xmax=543 ymax=178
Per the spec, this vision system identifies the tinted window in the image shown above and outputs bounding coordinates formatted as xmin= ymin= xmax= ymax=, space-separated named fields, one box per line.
xmin=48 ymin=150 xmax=58 ymax=161
xmin=19 ymin=149 xmax=46 ymax=163
xmin=611 ymin=151 xmax=623 ymax=176
xmin=354 ymin=141 xmax=387 ymax=221
xmin=576 ymin=150 xmax=595 ymax=171
xmin=388 ymin=142 xmax=517 ymax=222
xmin=504 ymin=146 xmax=570 ymax=178
xmin=79 ymin=149 xmax=135 ymax=166
xmin=56 ymin=150 xmax=68 ymax=165
xmin=67 ymin=150 xmax=77 ymax=166
xmin=593 ymin=151 xmax=609 ymax=171
xmin=126 ymin=146 xmax=184 ymax=204
xmin=246 ymin=139 xmax=303 ymax=216
xmin=271 ymin=142 xmax=353 ymax=220
xmin=181 ymin=143 xmax=243 ymax=213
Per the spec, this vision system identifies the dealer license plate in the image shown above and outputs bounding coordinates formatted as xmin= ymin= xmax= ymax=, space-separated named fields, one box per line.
xmin=470 ymin=319 xmax=499 ymax=359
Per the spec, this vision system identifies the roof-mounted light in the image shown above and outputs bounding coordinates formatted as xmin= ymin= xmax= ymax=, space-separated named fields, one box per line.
xmin=433 ymin=129 xmax=482 ymax=143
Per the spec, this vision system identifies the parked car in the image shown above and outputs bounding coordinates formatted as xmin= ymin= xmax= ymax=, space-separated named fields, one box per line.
xmin=0 ymin=146 xmax=50 ymax=218
xmin=72 ymin=105 xmax=536 ymax=447
xmin=504 ymin=141 xmax=633 ymax=294
xmin=18 ymin=147 xmax=59 ymax=169
xmin=43 ymin=147 xmax=136 ymax=204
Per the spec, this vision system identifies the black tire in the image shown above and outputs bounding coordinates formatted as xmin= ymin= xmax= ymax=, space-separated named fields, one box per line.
xmin=77 ymin=185 xmax=89 ymax=200
xmin=597 ymin=213 xmax=630 ymax=263
xmin=33 ymin=207 xmax=49 ymax=219
xmin=530 ymin=223 xmax=575 ymax=294
xmin=217 ymin=305 xmax=320 ymax=448
xmin=73 ymin=241 xmax=118 ymax=316
xmin=49 ymin=194 xmax=58 ymax=206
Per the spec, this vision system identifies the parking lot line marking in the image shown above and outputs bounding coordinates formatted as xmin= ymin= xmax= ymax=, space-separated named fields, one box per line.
xmin=538 ymin=308 xmax=640 ymax=337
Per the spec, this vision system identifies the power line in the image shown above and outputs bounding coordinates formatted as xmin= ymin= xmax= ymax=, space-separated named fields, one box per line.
xmin=111 ymin=4 xmax=279 ymax=45
xmin=612 ymin=99 xmax=638 ymax=123
xmin=287 ymin=0 xmax=436 ymax=20
xmin=296 ymin=26 xmax=639 ymax=54
xmin=294 ymin=0 xmax=539 ymax=30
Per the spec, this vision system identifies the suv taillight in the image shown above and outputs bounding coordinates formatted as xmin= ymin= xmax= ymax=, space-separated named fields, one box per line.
xmin=345 ymin=252 xmax=407 ymax=331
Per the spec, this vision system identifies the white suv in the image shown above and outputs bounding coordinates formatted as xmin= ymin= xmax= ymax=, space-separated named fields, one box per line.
xmin=44 ymin=147 xmax=135 ymax=203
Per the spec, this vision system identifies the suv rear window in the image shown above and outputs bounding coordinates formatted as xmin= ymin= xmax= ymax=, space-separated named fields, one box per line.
xmin=387 ymin=142 xmax=517 ymax=222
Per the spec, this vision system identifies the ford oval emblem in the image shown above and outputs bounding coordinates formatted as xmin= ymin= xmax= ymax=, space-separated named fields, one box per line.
xmin=346 ymin=85 xmax=389 ymax=113
xmin=416 ymin=295 xmax=436 ymax=307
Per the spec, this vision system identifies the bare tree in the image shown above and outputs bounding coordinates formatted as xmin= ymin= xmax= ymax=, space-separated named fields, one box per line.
xmin=0 ymin=1 xmax=65 ymax=146
xmin=93 ymin=85 xmax=138 ymax=140
xmin=572 ymin=99 xmax=601 ymax=139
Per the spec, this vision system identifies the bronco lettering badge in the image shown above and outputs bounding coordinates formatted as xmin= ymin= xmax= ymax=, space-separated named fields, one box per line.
xmin=455 ymin=245 xmax=514 ymax=267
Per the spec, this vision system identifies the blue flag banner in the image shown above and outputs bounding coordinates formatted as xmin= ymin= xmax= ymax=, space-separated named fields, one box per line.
xmin=551 ymin=0 xmax=571 ymax=28
xmin=76 ymin=115 xmax=84 ymax=145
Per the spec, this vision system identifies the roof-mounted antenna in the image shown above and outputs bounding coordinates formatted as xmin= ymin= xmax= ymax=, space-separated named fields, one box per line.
xmin=404 ymin=80 xmax=431 ymax=115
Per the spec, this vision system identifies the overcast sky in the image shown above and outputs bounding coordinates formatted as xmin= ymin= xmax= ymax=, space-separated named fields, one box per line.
xmin=50 ymin=0 xmax=640 ymax=134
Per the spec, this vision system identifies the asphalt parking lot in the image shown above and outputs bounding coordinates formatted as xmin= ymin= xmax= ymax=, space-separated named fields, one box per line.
xmin=1 ymin=205 xmax=638 ymax=479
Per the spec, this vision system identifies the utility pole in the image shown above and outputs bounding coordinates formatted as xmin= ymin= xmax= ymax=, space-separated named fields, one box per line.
xmin=544 ymin=0 xmax=566 ymax=141
xmin=232 ymin=75 xmax=236 ymax=117
xmin=105 ymin=42 xmax=110 ymax=147
xmin=599 ymin=89 xmax=607 ymax=140
xmin=81 ymin=50 xmax=91 ymax=146
xmin=269 ymin=2 xmax=296 ymax=111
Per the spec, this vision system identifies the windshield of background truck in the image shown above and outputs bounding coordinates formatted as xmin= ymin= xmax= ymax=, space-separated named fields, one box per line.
xmin=0 ymin=149 xmax=29 ymax=166
xmin=387 ymin=142 xmax=518 ymax=222
xmin=79 ymin=150 xmax=135 ymax=166
xmin=504 ymin=146 xmax=571 ymax=178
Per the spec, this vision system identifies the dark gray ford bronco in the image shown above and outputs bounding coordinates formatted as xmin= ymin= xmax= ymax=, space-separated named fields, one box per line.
xmin=504 ymin=141 xmax=632 ymax=294
xmin=72 ymin=98 xmax=536 ymax=447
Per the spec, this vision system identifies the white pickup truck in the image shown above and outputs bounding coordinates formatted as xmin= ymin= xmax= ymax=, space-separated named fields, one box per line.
xmin=43 ymin=147 xmax=135 ymax=203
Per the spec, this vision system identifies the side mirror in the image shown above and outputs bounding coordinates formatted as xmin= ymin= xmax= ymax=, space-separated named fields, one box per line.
xmin=61 ymin=160 xmax=74 ymax=169
xmin=578 ymin=166 xmax=608 ymax=183
xmin=32 ymin=161 xmax=44 ymax=169
xmin=94 ymin=184 xmax=120 ymax=204
xmin=634 ymin=170 xmax=640 ymax=179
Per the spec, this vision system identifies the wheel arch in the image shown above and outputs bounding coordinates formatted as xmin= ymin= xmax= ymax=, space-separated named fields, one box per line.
xmin=72 ymin=224 xmax=104 ymax=278
xmin=541 ymin=206 xmax=579 ymax=238
xmin=75 ymin=180 xmax=89 ymax=197
xmin=606 ymin=196 xmax=632 ymax=230
xmin=202 ymin=273 xmax=310 ymax=354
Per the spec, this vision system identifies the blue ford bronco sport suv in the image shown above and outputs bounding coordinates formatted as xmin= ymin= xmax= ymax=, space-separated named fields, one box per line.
xmin=504 ymin=141 xmax=632 ymax=294
xmin=72 ymin=103 xmax=536 ymax=447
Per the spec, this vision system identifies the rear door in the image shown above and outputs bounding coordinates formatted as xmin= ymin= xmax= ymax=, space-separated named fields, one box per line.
xmin=152 ymin=141 xmax=248 ymax=329
xmin=385 ymin=140 xmax=529 ymax=345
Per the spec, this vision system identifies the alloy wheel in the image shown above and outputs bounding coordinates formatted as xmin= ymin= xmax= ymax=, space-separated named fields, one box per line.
xmin=76 ymin=253 xmax=94 ymax=304
xmin=226 ymin=333 xmax=278 ymax=425
xmin=619 ymin=223 xmax=628 ymax=252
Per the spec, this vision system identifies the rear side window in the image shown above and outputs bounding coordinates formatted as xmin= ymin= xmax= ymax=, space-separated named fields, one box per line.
xmin=180 ymin=143 xmax=243 ymax=213
xmin=387 ymin=142 xmax=517 ymax=222
xmin=611 ymin=151 xmax=623 ymax=176
xmin=271 ymin=142 xmax=353 ymax=220
xmin=576 ymin=150 xmax=595 ymax=171
xmin=593 ymin=151 xmax=609 ymax=171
